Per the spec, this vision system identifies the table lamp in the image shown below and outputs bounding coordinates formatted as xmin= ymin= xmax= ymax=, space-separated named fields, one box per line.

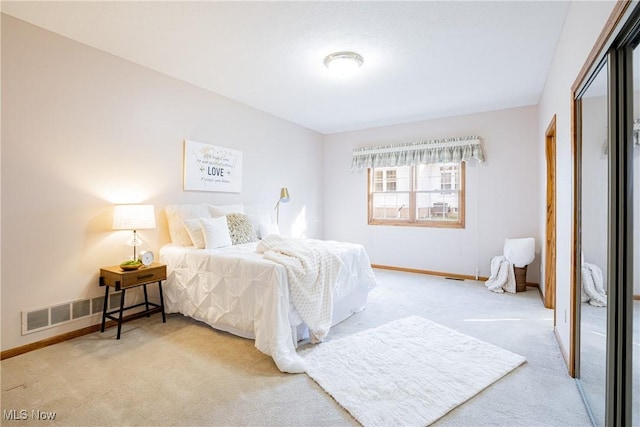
xmin=112 ymin=204 xmax=156 ymax=260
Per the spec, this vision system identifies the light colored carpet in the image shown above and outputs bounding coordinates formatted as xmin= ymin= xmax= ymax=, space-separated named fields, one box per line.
xmin=1 ymin=269 xmax=593 ymax=426
xmin=302 ymin=316 xmax=526 ymax=427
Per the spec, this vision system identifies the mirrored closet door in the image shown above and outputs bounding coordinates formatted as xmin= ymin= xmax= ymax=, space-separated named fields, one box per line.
xmin=577 ymin=61 xmax=609 ymax=427
xmin=574 ymin=3 xmax=639 ymax=424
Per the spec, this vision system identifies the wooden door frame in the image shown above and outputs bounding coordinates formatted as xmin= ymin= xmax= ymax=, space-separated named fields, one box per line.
xmin=544 ymin=115 xmax=557 ymax=313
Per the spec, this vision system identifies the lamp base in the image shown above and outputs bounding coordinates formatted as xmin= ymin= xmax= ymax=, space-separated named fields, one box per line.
xmin=126 ymin=230 xmax=143 ymax=260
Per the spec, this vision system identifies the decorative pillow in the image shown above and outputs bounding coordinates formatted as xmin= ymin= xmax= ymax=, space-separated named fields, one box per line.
xmin=199 ymin=216 xmax=232 ymax=249
xmin=183 ymin=218 xmax=206 ymax=249
xmin=259 ymin=222 xmax=280 ymax=238
xmin=226 ymin=213 xmax=258 ymax=245
xmin=246 ymin=212 xmax=271 ymax=239
xmin=165 ymin=204 xmax=212 ymax=246
xmin=210 ymin=204 xmax=244 ymax=217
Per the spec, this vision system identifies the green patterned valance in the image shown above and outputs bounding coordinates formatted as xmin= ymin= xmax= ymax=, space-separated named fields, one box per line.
xmin=351 ymin=136 xmax=485 ymax=172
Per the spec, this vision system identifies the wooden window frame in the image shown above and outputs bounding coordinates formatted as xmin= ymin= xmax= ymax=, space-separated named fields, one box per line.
xmin=367 ymin=162 xmax=465 ymax=228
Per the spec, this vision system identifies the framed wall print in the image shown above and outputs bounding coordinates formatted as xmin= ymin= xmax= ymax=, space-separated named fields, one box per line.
xmin=183 ymin=140 xmax=243 ymax=192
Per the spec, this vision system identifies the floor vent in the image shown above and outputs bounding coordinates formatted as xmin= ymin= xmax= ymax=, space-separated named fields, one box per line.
xmin=108 ymin=292 xmax=123 ymax=310
xmin=73 ymin=299 xmax=91 ymax=319
xmin=91 ymin=296 xmax=105 ymax=315
xmin=51 ymin=304 xmax=71 ymax=325
xmin=25 ymin=309 xmax=49 ymax=332
xmin=21 ymin=294 xmax=117 ymax=335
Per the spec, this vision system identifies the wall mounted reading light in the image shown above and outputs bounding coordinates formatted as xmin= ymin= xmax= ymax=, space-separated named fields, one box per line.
xmin=112 ymin=204 xmax=156 ymax=260
xmin=324 ymin=51 xmax=364 ymax=77
xmin=274 ymin=187 xmax=290 ymax=224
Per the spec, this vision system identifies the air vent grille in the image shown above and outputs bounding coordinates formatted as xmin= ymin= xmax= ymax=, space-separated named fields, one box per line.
xmin=72 ymin=299 xmax=91 ymax=319
xmin=109 ymin=292 xmax=123 ymax=310
xmin=50 ymin=304 xmax=71 ymax=325
xmin=91 ymin=296 xmax=105 ymax=315
xmin=22 ymin=291 xmax=138 ymax=335
xmin=26 ymin=309 xmax=49 ymax=332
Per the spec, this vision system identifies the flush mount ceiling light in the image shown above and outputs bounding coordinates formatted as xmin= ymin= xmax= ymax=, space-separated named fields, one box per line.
xmin=323 ymin=51 xmax=364 ymax=77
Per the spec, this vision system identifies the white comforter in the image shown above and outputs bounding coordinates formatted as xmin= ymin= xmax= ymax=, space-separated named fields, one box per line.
xmin=160 ymin=239 xmax=376 ymax=373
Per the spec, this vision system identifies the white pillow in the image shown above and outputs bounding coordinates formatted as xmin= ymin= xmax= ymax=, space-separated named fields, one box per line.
xmin=183 ymin=218 xmax=206 ymax=249
xmin=245 ymin=204 xmax=275 ymax=224
xmin=165 ymin=204 xmax=212 ymax=246
xmin=259 ymin=222 xmax=280 ymax=238
xmin=210 ymin=204 xmax=244 ymax=217
xmin=246 ymin=213 xmax=271 ymax=238
xmin=200 ymin=216 xmax=232 ymax=249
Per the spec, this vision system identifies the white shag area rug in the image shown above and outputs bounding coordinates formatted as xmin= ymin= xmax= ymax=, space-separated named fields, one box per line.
xmin=301 ymin=316 xmax=526 ymax=427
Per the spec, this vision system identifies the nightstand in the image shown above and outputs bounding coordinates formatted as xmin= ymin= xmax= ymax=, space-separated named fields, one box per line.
xmin=99 ymin=262 xmax=167 ymax=339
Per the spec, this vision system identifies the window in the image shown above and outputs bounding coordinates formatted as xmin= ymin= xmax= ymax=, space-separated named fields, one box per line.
xmin=374 ymin=169 xmax=396 ymax=192
xmin=353 ymin=135 xmax=481 ymax=228
xmin=368 ymin=162 xmax=465 ymax=228
xmin=440 ymin=165 xmax=456 ymax=190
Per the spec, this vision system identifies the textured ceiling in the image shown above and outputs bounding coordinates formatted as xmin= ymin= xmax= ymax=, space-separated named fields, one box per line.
xmin=1 ymin=1 xmax=570 ymax=134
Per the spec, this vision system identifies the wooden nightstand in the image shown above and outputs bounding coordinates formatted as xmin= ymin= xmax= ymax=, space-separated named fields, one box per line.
xmin=99 ymin=262 xmax=167 ymax=339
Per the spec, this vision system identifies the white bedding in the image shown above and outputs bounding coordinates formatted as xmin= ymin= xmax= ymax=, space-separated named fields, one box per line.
xmin=160 ymin=239 xmax=376 ymax=373
xmin=257 ymin=234 xmax=342 ymax=344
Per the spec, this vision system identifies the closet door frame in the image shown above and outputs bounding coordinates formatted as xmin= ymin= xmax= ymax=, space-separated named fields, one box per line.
xmin=572 ymin=2 xmax=636 ymax=426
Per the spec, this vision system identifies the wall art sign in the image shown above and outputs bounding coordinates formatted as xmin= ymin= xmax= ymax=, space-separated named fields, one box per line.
xmin=183 ymin=140 xmax=243 ymax=192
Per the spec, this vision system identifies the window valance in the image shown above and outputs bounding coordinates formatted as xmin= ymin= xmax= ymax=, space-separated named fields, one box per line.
xmin=350 ymin=136 xmax=485 ymax=172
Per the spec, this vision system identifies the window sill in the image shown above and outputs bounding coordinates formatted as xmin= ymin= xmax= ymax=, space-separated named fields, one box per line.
xmin=367 ymin=220 xmax=465 ymax=229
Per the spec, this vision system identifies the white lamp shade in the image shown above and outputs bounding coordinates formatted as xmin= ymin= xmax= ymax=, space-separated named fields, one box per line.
xmin=112 ymin=204 xmax=156 ymax=230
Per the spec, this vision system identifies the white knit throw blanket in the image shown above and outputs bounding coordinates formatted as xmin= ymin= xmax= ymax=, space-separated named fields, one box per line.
xmin=485 ymin=255 xmax=516 ymax=294
xmin=581 ymin=262 xmax=607 ymax=307
xmin=257 ymin=235 xmax=342 ymax=343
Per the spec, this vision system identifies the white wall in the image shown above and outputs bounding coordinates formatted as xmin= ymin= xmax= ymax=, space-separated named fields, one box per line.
xmin=323 ymin=105 xmax=540 ymax=281
xmin=537 ymin=1 xmax=616 ymax=357
xmin=1 ymin=15 xmax=324 ymax=351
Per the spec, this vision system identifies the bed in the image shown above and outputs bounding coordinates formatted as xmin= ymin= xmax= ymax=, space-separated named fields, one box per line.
xmin=159 ymin=203 xmax=377 ymax=373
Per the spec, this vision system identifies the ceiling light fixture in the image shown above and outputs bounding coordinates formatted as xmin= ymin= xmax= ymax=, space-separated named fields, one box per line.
xmin=323 ymin=51 xmax=364 ymax=77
